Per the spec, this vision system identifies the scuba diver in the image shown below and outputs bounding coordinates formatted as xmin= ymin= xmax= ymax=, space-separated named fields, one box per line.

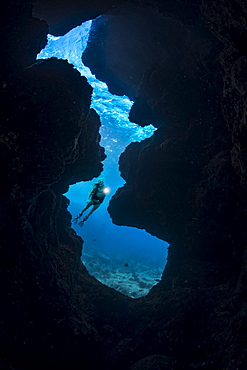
xmin=73 ymin=179 xmax=110 ymax=227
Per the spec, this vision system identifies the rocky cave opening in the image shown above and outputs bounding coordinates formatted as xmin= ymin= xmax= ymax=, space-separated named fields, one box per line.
xmin=1 ymin=0 xmax=247 ymax=369
xmin=37 ymin=19 xmax=169 ymax=298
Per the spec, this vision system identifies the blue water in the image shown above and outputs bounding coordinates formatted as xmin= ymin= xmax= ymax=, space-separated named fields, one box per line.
xmin=37 ymin=21 xmax=168 ymax=298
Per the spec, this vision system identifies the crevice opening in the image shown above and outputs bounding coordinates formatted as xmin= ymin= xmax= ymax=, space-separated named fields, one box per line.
xmin=37 ymin=20 xmax=169 ymax=298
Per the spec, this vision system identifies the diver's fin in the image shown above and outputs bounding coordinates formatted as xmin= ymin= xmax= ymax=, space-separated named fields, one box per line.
xmin=78 ymin=216 xmax=88 ymax=227
xmin=73 ymin=212 xmax=84 ymax=225
xmin=78 ymin=219 xmax=85 ymax=227
xmin=78 ymin=219 xmax=86 ymax=227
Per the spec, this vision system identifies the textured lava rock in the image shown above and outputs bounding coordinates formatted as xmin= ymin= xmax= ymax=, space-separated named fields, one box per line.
xmin=82 ymin=4 xmax=187 ymax=102
xmin=0 ymin=0 xmax=48 ymax=82
xmin=130 ymin=354 xmax=177 ymax=370
xmin=33 ymin=0 xmax=126 ymax=36
xmin=0 ymin=5 xmax=107 ymax=368
xmin=103 ymin=3 xmax=239 ymax=264
xmin=1 ymin=0 xmax=247 ymax=369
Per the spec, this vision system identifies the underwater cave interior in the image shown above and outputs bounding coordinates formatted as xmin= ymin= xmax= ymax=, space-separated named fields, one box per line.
xmin=2 ymin=0 xmax=247 ymax=367
xmin=37 ymin=20 xmax=169 ymax=298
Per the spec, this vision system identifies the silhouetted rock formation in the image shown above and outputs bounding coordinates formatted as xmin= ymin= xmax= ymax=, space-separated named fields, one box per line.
xmin=33 ymin=0 xmax=126 ymax=36
xmin=1 ymin=0 xmax=247 ymax=369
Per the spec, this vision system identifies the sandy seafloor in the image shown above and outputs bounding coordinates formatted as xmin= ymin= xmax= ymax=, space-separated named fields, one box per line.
xmin=82 ymin=249 xmax=163 ymax=298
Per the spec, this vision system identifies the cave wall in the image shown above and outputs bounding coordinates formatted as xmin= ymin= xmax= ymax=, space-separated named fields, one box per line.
xmin=32 ymin=0 xmax=126 ymax=36
xmin=83 ymin=1 xmax=246 ymax=268
xmin=0 ymin=3 xmax=111 ymax=368
xmin=1 ymin=0 xmax=247 ymax=369
xmin=82 ymin=1 xmax=247 ymax=266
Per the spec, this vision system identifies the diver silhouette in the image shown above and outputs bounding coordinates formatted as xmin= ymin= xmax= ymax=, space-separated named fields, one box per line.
xmin=73 ymin=179 xmax=110 ymax=226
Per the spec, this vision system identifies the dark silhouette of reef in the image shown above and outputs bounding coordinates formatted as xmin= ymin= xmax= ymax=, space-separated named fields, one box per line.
xmin=0 ymin=0 xmax=247 ymax=369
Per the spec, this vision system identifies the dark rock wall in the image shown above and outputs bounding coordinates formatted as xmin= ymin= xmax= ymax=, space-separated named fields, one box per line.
xmin=32 ymin=0 xmax=126 ymax=36
xmin=83 ymin=5 xmax=187 ymax=102
xmin=0 ymin=4 xmax=108 ymax=368
xmin=1 ymin=0 xmax=247 ymax=369
xmin=101 ymin=2 xmax=246 ymax=266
